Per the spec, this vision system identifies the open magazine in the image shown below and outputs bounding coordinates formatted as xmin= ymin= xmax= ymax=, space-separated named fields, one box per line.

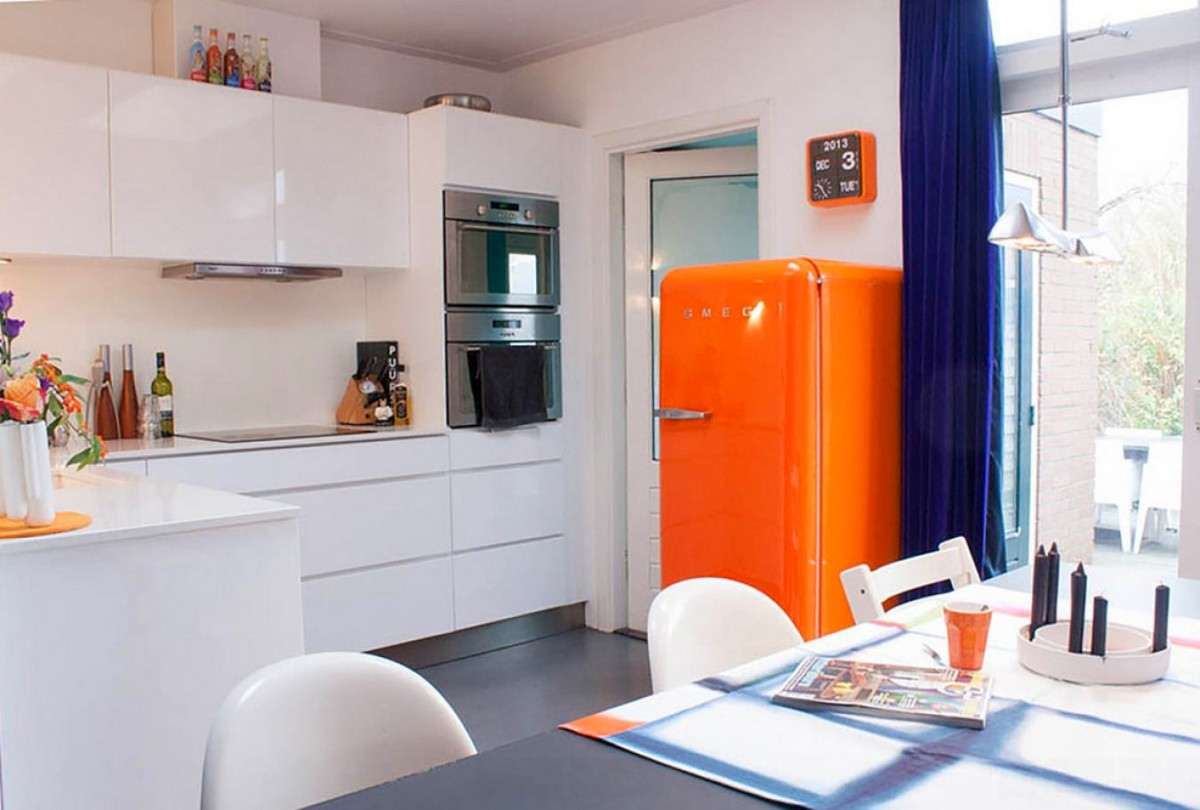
xmin=772 ymin=656 xmax=993 ymax=729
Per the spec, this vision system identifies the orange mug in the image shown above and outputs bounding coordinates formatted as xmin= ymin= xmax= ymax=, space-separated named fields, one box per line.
xmin=943 ymin=601 xmax=992 ymax=670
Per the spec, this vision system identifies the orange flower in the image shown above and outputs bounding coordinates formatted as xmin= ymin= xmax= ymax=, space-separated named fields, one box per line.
xmin=4 ymin=375 xmax=43 ymax=416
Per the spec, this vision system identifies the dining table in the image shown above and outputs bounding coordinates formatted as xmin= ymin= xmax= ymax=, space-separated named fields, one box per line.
xmin=315 ymin=569 xmax=1200 ymax=809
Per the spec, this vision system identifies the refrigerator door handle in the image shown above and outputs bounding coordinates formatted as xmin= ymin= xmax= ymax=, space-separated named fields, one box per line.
xmin=654 ymin=407 xmax=712 ymax=421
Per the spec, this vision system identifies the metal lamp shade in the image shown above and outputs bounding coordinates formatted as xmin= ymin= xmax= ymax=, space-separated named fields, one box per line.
xmin=1068 ymin=232 xmax=1122 ymax=266
xmin=988 ymin=201 xmax=1073 ymax=253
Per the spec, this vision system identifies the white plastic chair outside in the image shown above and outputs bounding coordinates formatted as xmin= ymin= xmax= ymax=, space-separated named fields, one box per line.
xmin=647 ymin=578 xmax=803 ymax=693
xmin=1094 ymin=437 xmax=1135 ymax=552
xmin=839 ymin=537 xmax=981 ymax=624
xmin=1133 ymin=437 xmax=1182 ymax=554
xmin=200 ymin=652 xmax=476 ymax=810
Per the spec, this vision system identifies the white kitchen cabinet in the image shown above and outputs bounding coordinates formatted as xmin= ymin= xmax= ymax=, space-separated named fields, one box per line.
xmin=278 ymin=476 xmax=451 ymax=577
xmin=437 ymin=106 xmax=563 ymax=196
xmin=274 ymin=97 xmax=409 ymax=268
xmin=0 ymin=54 xmax=110 ymax=257
xmin=302 ymin=557 xmax=454 ymax=652
xmin=144 ymin=435 xmax=448 ymax=493
xmin=449 ymin=422 xmax=565 ymax=470
xmin=109 ymin=71 xmax=274 ymax=262
xmin=453 ymin=536 xmax=571 ymax=629
xmin=451 ymin=461 xmax=566 ymax=552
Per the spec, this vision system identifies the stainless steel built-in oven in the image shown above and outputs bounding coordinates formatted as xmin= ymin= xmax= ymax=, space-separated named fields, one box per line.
xmin=444 ymin=189 xmax=560 ymax=309
xmin=446 ymin=310 xmax=562 ymax=429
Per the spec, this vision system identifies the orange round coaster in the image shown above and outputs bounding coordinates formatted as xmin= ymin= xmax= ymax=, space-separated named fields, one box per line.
xmin=0 ymin=512 xmax=92 ymax=539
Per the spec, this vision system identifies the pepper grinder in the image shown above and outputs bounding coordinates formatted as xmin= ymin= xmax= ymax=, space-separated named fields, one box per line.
xmin=117 ymin=344 xmax=139 ymax=440
xmin=94 ymin=345 xmax=120 ymax=441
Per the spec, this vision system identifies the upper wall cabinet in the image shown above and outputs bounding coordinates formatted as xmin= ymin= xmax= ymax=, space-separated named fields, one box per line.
xmin=0 ymin=54 xmax=110 ymax=257
xmin=440 ymin=107 xmax=563 ymax=197
xmin=109 ymin=71 xmax=275 ymax=263
xmin=274 ymin=97 xmax=409 ymax=268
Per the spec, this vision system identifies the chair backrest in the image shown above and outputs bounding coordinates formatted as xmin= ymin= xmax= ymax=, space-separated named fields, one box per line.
xmin=1094 ymin=437 xmax=1128 ymax=502
xmin=839 ymin=537 xmax=981 ymax=624
xmin=201 ymin=652 xmax=476 ymax=810
xmin=1140 ymin=438 xmax=1182 ymax=510
xmin=647 ymin=577 xmax=803 ymax=693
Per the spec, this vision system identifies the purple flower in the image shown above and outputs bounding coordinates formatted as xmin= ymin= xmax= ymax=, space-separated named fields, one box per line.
xmin=38 ymin=376 xmax=51 ymax=394
xmin=0 ymin=292 xmax=12 ymax=315
xmin=2 ymin=318 xmax=24 ymax=340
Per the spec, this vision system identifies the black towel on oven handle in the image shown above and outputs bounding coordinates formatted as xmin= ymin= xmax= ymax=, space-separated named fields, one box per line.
xmin=478 ymin=344 xmax=548 ymax=429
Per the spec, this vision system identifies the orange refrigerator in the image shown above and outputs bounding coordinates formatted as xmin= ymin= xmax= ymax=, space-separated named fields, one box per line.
xmin=658 ymin=258 xmax=901 ymax=639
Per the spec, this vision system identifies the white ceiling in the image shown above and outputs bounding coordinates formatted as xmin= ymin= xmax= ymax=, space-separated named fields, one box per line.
xmin=227 ymin=0 xmax=749 ymax=71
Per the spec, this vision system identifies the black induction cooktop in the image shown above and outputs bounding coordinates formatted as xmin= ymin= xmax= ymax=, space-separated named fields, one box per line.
xmin=175 ymin=425 xmax=375 ymax=443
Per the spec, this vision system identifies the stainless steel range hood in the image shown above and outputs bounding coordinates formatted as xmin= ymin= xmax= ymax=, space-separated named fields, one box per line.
xmin=161 ymin=262 xmax=343 ymax=282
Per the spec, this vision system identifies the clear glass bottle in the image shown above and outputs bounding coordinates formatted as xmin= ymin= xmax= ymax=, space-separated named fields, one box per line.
xmin=206 ymin=28 xmax=223 ymax=85
xmin=393 ymin=364 xmax=411 ymax=427
xmin=256 ymin=36 xmax=272 ymax=93
xmin=223 ymin=32 xmax=240 ymax=87
xmin=240 ymin=34 xmax=257 ymax=90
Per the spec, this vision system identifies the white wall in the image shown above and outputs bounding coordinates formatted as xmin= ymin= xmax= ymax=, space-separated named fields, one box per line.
xmin=502 ymin=0 xmax=902 ymax=267
xmin=0 ymin=0 xmax=153 ymax=73
xmin=0 ymin=259 xmax=367 ymax=432
xmin=321 ymin=37 xmax=504 ymax=115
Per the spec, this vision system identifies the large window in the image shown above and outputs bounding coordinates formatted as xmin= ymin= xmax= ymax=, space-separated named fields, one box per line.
xmin=989 ymin=0 xmax=1196 ymax=47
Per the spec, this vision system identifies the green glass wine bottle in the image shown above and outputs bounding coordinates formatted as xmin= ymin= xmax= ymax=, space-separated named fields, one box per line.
xmin=152 ymin=351 xmax=175 ymax=437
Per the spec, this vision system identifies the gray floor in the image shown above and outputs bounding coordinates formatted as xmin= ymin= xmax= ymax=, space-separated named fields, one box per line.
xmin=416 ymin=628 xmax=651 ymax=752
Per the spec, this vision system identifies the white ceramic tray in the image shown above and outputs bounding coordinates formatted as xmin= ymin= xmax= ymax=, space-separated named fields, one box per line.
xmin=1017 ymin=621 xmax=1170 ymax=685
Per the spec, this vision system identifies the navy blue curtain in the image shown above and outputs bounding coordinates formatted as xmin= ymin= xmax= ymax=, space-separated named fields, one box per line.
xmin=899 ymin=0 xmax=1007 ymax=583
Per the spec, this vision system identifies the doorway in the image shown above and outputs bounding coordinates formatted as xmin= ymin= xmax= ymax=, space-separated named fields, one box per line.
xmin=622 ymin=142 xmax=759 ymax=633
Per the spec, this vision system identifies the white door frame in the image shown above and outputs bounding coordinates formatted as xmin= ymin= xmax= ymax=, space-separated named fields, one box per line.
xmin=623 ymin=146 xmax=759 ymax=633
xmin=1180 ymin=64 xmax=1200 ymax=579
xmin=582 ymin=100 xmax=775 ymax=631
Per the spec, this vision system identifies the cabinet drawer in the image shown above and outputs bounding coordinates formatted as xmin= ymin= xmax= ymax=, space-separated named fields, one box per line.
xmin=452 ymin=536 xmax=571 ymax=629
xmin=146 ymin=437 xmax=449 ymax=493
xmin=451 ymin=461 xmax=565 ymax=551
xmin=102 ymin=459 xmax=147 ymax=476
xmin=449 ymin=422 xmax=564 ymax=470
xmin=302 ymin=557 xmax=453 ymax=653
xmin=279 ymin=476 xmax=451 ymax=577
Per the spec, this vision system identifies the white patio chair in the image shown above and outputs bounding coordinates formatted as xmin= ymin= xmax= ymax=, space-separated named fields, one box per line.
xmin=647 ymin=578 xmax=803 ymax=693
xmin=839 ymin=537 xmax=981 ymax=624
xmin=1094 ymin=436 xmax=1134 ymax=552
xmin=1133 ymin=437 xmax=1182 ymax=554
xmin=200 ymin=652 xmax=476 ymax=810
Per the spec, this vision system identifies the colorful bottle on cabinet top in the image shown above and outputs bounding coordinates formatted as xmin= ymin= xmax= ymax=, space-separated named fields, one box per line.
xmin=223 ymin=32 xmax=240 ymax=87
xmin=188 ymin=25 xmax=206 ymax=82
xmin=240 ymin=34 xmax=257 ymax=90
xmin=256 ymin=36 xmax=271 ymax=93
xmin=205 ymin=28 xmax=222 ymax=84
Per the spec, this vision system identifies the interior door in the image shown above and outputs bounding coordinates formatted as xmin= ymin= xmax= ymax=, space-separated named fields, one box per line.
xmin=623 ymin=146 xmax=758 ymax=632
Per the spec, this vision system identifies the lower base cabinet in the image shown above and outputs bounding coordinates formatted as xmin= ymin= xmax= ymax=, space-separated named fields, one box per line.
xmin=453 ymin=535 xmax=571 ymax=629
xmin=301 ymin=556 xmax=454 ymax=653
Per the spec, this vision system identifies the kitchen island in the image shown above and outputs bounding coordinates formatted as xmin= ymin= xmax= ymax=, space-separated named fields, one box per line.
xmin=0 ymin=467 xmax=303 ymax=810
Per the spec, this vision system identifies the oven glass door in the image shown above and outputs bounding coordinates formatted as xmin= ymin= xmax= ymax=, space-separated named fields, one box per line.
xmin=446 ymin=221 xmax=559 ymax=307
xmin=447 ymin=342 xmax=563 ymax=428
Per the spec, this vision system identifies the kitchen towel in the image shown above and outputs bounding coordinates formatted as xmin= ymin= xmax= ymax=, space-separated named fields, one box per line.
xmin=479 ymin=345 xmax=547 ymax=429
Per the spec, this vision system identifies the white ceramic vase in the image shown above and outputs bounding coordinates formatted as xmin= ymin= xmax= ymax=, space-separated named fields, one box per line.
xmin=19 ymin=421 xmax=54 ymax=527
xmin=0 ymin=423 xmax=27 ymax=521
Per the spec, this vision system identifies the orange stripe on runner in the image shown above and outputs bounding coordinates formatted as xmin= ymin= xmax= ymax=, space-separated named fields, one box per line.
xmin=1168 ymin=634 xmax=1200 ymax=650
xmin=561 ymin=713 xmax=641 ymax=739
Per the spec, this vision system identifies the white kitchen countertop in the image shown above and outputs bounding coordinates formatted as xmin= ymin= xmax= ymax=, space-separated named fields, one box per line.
xmin=0 ymin=467 xmax=298 ymax=556
xmin=100 ymin=425 xmax=447 ymax=461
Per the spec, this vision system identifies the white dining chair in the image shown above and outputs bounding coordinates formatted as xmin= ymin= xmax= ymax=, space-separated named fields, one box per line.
xmin=1133 ymin=437 xmax=1182 ymax=554
xmin=200 ymin=652 xmax=476 ymax=810
xmin=839 ymin=536 xmax=981 ymax=624
xmin=647 ymin=577 xmax=803 ymax=693
xmin=1094 ymin=436 xmax=1134 ymax=552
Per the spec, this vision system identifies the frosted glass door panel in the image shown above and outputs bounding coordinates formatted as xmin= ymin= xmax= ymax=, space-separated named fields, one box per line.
xmin=651 ymin=176 xmax=759 ymax=458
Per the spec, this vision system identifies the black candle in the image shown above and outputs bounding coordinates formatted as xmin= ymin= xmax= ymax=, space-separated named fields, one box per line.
xmin=1153 ymin=584 xmax=1170 ymax=653
xmin=1068 ymin=563 xmax=1087 ymax=654
xmin=1091 ymin=595 xmax=1107 ymax=657
xmin=1045 ymin=543 xmax=1061 ymax=625
xmin=1030 ymin=545 xmax=1047 ymax=640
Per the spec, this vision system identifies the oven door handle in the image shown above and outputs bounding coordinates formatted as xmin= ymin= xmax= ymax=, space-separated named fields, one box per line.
xmin=654 ymin=408 xmax=712 ymax=421
xmin=457 ymin=222 xmax=558 ymax=237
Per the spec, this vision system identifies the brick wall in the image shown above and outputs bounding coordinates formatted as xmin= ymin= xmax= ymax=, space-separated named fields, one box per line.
xmin=1003 ymin=112 xmax=1100 ymax=562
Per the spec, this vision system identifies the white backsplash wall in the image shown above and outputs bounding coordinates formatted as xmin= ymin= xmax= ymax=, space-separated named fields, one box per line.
xmin=1 ymin=258 xmax=368 ymax=433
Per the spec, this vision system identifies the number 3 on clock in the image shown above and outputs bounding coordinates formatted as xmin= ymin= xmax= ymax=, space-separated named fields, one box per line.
xmin=806 ymin=130 xmax=877 ymax=208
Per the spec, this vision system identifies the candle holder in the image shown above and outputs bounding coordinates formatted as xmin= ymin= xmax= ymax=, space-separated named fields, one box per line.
xmin=1017 ymin=621 xmax=1170 ymax=685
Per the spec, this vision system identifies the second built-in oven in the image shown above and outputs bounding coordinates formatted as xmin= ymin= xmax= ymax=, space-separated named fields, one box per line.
xmin=444 ymin=189 xmax=560 ymax=309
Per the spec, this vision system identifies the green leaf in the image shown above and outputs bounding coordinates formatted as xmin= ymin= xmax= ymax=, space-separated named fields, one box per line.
xmin=59 ymin=374 xmax=89 ymax=386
